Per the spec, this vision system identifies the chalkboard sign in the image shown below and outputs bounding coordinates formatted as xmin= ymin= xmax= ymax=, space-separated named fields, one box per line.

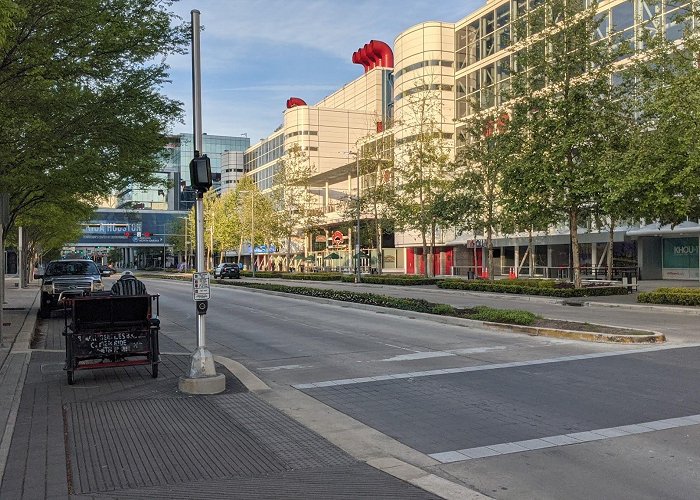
xmin=72 ymin=331 xmax=149 ymax=358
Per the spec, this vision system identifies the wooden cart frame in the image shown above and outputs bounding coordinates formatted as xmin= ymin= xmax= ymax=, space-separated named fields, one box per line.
xmin=63 ymin=294 xmax=160 ymax=385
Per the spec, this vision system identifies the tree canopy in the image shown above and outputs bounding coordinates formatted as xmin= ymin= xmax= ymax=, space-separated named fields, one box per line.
xmin=0 ymin=0 xmax=188 ymax=252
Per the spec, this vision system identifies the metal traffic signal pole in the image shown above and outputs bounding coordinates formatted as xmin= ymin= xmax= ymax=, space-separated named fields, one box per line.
xmin=179 ymin=9 xmax=225 ymax=394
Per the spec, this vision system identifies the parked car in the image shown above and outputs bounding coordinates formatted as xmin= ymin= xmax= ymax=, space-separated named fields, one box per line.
xmin=214 ymin=263 xmax=241 ymax=279
xmin=38 ymin=259 xmax=105 ymax=318
xmin=99 ymin=264 xmax=117 ymax=275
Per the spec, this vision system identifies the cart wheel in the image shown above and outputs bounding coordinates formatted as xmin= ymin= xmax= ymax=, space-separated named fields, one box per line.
xmin=151 ymin=363 xmax=158 ymax=378
xmin=67 ymin=371 xmax=74 ymax=385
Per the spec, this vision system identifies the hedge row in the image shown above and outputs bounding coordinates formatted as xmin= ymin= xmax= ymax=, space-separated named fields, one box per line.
xmin=239 ymin=271 xmax=342 ymax=281
xmin=638 ymin=291 xmax=700 ymax=306
xmin=652 ymin=287 xmax=700 ymax=295
xmin=223 ymin=281 xmax=537 ymax=325
xmin=437 ymin=280 xmax=627 ymax=297
xmin=340 ymin=275 xmax=440 ymax=285
xmin=463 ymin=278 xmax=557 ymax=289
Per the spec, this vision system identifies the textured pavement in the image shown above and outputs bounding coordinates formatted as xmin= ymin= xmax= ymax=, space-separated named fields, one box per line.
xmin=302 ymin=346 xmax=700 ymax=454
xmin=1 ymin=309 xmax=438 ymax=499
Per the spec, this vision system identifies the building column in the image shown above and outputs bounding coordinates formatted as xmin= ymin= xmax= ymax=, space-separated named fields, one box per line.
xmin=547 ymin=245 xmax=553 ymax=279
xmin=514 ymin=246 xmax=520 ymax=276
xmin=325 ymin=181 xmax=329 ymax=211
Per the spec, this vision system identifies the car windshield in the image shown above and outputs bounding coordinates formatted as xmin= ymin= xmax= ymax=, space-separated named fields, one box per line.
xmin=45 ymin=261 xmax=99 ymax=276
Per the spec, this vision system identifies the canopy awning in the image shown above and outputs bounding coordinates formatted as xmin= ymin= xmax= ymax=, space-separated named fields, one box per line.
xmin=626 ymin=221 xmax=700 ymax=237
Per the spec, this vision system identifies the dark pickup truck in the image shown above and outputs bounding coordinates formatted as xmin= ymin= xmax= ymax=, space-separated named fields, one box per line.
xmin=38 ymin=259 xmax=108 ymax=318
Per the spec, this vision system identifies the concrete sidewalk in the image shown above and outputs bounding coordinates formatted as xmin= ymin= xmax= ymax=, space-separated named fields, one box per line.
xmin=0 ymin=282 xmax=453 ymax=499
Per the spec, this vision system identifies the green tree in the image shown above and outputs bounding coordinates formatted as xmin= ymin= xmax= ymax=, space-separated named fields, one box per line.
xmin=506 ymin=0 xmax=629 ymax=287
xmin=390 ymin=81 xmax=451 ymax=276
xmin=451 ymin=111 xmax=516 ymax=279
xmin=272 ymin=144 xmax=323 ymax=262
xmin=0 ymin=0 xmax=187 ymax=241
xmin=625 ymin=3 xmax=700 ymax=224
xmin=213 ymin=190 xmax=242 ymax=263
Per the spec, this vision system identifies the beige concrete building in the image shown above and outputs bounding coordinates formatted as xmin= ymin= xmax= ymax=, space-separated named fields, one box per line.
xmin=243 ymin=0 xmax=694 ymax=279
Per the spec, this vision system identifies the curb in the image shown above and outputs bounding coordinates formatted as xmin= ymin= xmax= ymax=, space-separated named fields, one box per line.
xmin=0 ymin=290 xmax=38 ymax=483
xmin=482 ymin=322 xmax=665 ymax=343
xmin=200 ymin=279 xmax=663 ymax=344
xmin=211 ymin=353 xmax=488 ymax=499
xmin=11 ymin=289 xmax=40 ymax=353
xmin=213 ymin=355 xmax=270 ymax=392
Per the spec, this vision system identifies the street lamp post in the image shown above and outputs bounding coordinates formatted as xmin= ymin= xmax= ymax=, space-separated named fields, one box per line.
xmin=251 ymin=193 xmax=255 ymax=277
xmin=240 ymin=190 xmax=255 ymax=276
xmin=354 ymin=152 xmax=361 ymax=284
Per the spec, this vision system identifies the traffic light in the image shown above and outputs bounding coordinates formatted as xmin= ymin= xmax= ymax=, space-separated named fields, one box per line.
xmin=189 ymin=155 xmax=212 ymax=192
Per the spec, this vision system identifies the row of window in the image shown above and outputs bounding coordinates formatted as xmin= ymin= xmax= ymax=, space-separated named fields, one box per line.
xmin=394 ymin=60 xmax=453 ymax=81
xmin=455 ymin=0 xmax=690 ymax=68
xmin=285 ymin=130 xmax=318 ymax=139
xmin=244 ymin=134 xmax=284 ymax=171
xmin=395 ymin=83 xmax=453 ymax=101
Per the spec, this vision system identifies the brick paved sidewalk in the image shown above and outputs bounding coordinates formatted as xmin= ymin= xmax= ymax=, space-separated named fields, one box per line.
xmin=0 ymin=314 xmax=437 ymax=499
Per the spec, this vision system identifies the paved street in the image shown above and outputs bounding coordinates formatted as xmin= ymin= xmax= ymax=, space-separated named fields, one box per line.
xmin=2 ymin=276 xmax=699 ymax=499
xmin=142 ymin=277 xmax=700 ymax=499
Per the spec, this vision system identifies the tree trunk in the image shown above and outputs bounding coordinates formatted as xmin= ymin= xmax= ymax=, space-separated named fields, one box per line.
xmin=570 ymin=210 xmax=582 ymax=288
xmin=607 ymin=221 xmax=615 ymax=280
xmin=421 ymin=230 xmax=428 ymax=277
xmin=428 ymin=222 xmax=436 ymax=278
xmin=528 ymin=228 xmax=535 ymax=277
xmin=473 ymin=230 xmax=478 ymax=279
xmin=487 ymin=224 xmax=494 ymax=281
xmin=374 ymin=203 xmax=383 ymax=274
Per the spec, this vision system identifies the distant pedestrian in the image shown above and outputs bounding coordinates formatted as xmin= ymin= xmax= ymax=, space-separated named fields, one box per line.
xmin=111 ymin=271 xmax=148 ymax=296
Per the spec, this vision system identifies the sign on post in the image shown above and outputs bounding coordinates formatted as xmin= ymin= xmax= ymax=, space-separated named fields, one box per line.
xmin=192 ymin=272 xmax=210 ymax=300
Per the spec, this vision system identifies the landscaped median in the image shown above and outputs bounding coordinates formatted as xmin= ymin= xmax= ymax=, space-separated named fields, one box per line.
xmin=437 ymin=278 xmax=628 ymax=297
xmin=141 ymin=273 xmax=663 ymax=343
xmin=638 ymin=287 xmax=700 ymax=306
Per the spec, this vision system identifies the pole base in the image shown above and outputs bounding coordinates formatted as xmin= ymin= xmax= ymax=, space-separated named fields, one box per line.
xmin=187 ymin=346 xmax=218 ymax=377
xmin=178 ymin=373 xmax=226 ymax=394
xmin=178 ymin=346 xmax=226 ymax=394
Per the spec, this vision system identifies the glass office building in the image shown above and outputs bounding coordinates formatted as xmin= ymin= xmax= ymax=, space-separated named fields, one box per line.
xmin=117 ymin=133 xmax=250 ymax=211
xmin=164 ymin=133 xmax=250 ymax=211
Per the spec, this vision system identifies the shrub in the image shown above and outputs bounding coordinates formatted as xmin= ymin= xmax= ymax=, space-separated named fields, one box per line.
xmin=340 ymin=275 xmax=440 ymax=285
xmin=431 ymin=304 xmax=455 ymax=315
xmin=652 ymin=287 xmax=700 ymax=295
xmin=437 ymin=280 xmax=626 ymax=297
xmin=464 ymin=306 xmax=537 ymax=325
xmin=240 ymin=271 xmax=342 ymax=281
xmin=638 ymin=291 xmax=700 ymax=306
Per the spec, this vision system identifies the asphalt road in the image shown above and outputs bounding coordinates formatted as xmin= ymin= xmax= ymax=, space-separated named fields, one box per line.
xmin=142 ymin=277 xmax=700 ymax=500
xmin=240 ymin=278 xmax=700 ymax=343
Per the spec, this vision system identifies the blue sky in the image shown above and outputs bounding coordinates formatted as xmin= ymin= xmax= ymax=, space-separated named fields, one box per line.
xmin=165 ymin=0 xmax=482 ymax=143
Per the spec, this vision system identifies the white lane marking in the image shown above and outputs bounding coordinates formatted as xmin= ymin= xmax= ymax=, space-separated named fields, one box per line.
xmin=293 ymin=343 xmax=700 ymax=390
xmin=379 ymin=346 xmax=509 ymax=362
xmin=381 ymin=351 xmax=455 ymax=362
xmin=448 ymin=346 xmax=508 ymax=355
xmin=429 ymin=414 xmax=700 ymax=463
xmin=382 ymin=343 xmax=417 ymax=351
xmin=258 ymin=364 xmax=310 ymax=372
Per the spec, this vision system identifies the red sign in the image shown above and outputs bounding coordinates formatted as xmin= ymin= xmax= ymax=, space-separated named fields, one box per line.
xmin=332 ymin=231 xmax=343 ymax=244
